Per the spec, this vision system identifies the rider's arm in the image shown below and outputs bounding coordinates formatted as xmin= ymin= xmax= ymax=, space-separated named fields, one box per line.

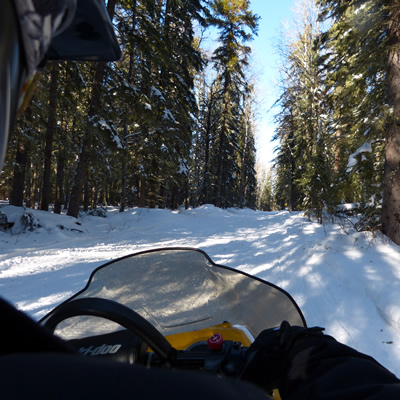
xmin=281 ymin=332 xmax=400 ymax=399
xmin=241 ymin=321 xmax=400 ymax=399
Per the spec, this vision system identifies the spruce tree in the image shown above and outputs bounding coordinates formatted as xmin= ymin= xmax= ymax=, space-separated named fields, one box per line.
xmin=41 ymin=61 xmax=60 ymax=211
xmin=274 ymin=0 xmax=330 ymax=217
xmin=209 ymin=0 xmax=259 ymax=207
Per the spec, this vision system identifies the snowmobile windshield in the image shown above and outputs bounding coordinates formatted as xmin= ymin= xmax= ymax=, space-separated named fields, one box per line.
xmin=40 ymin=248 xmax=306 ymax=340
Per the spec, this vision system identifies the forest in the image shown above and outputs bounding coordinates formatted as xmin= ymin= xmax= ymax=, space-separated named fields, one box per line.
xmin=1 ymin=0 xmax=400 ymax=245
xmin=0 ymin=0 xmax=258 ymax=216
xmin=260 ymin=0 xmax=400 ymax=245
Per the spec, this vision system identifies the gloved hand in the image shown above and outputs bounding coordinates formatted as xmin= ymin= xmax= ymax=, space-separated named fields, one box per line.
xmin=240 ymin=321 xmax=328 ymax=393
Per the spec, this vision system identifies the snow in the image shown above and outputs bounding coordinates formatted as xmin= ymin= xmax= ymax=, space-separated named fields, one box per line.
xmin=347 ymin=142 xmax=373 ymax=169
xmin=151 ymin=86 xmax=165 ymax=101
xmin=177 ymin=159 xmax=188 ymax=174
xmin=163 ymin=109 xmax=176 ymax=122
xmin=0 ymin=204 xmax=399 ymax=375
xmin=96 ymin=119 xmax=112 ymax=131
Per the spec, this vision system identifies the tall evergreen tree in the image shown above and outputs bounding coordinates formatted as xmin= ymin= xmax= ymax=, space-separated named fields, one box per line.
xmin=257 ymin=166 xmax=275 ymax=211
xmin=191 ymin=67 xmax=222 ymax=206
xmin=41 ymin=61 xmax=60 ymax=211
xmin=210 ymin=0 xmax=259 ymax=207
xmin=274 ymin=0 xmax=330 ymax=219
xmin=113 ymin=0 xmax=206 ymax=209
xmin=237 ymin=91 xmax=257 ymax=208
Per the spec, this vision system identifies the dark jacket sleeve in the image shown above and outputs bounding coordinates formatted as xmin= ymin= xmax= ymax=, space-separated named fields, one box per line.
xmin=280 ymin=337 xmax=400 ymax=400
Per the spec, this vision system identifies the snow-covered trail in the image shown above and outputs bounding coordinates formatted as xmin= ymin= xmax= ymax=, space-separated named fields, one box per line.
xmin=0 ymin=205 xmax=400 ymax=373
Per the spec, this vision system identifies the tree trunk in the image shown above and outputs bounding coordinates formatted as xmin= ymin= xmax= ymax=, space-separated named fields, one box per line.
xmin=202 ymin=86 xmax=216 ymax=205
xmin=67 ymin=127 xmax=93 ymax=217
xmin=239 ymin=117 xmax=249 ymax=208
xmin=10 ymin=137 xmax=29 ymax=207
xmin=41 ymin=61 xmax=59 ymax=211
xmin=333 ymin=129 xmax=342 ymax=173
xmin=119 ymin=3 xmax=136 ymax=214
xmin=215 ymin=111 xmax=227 ymax=208
xmin=83 ymin=180 xmax=90 ymax=212
xmin=138 ymin=176 xmax=146 ymax=207
xmin=25 ymin=163 xmax=33 ymax=209
xmin=382 ymin=4 xmax=400 ymax=244
xmin=54 ymin=149 xmax=65 ymax=214
xmin=120 ymin=161 xmax=127 ymax=212
xmin=67 ymin=62 xmax=105 ymax=218
xmin=214 ymin=78 xmax=232 ymax=208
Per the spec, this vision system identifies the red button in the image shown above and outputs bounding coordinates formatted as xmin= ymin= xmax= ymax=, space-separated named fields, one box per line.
xmin=207 ymin=333 xmax=224 ymax=350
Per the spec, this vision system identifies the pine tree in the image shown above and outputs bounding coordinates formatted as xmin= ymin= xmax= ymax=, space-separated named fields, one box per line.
xmin=41 ymin=61 xmax=60 ymax=211
xmin=274 ymin=0 xmax=330 ymax=218
xmin=237 ymin=91 xmax=257 ymax=208
xmin=191 ymin=67 xmax=222 ymax=206
xmin=209 ymin=0 xmax=258 ymax=207
xmin=273 ymin=97 xmax=300 ymax=211
xmin=258 ymin=167 xmax=275 ymax=211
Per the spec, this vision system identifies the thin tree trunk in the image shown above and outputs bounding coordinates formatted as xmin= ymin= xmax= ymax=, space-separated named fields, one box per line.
xmin=138 ymin=176 xmax=146 ymax=207
xmin=382 ymin=4 xmax=400 ymax=244
xmin=67 ymin=122 xmax=94 ymax=217
xmin=239 ymin=116 xmax=249 ymax=208
xmin=10 ymin=137 xmax=29 ymax=207
xmin=214 ymin=78 xmax=231 ymax=208
xmin=333 ymin=129 xmax=342 ymax=173
xmin=120 ymin=162 xmax=127 ymax=212
xmin=25 ymin=162 xmax=33 ymax=209
xmin=41 ymin=61 xmax=59 ymax=211
xmin=202 ymin=93 xmax=214 ymax=205
xmin=83 ymin=179 xmax=90 ymax=212
xmin=54 ymin=150 xmax=65 ymax=214
xmin=214 ymin=103 xmax=227 ymax=208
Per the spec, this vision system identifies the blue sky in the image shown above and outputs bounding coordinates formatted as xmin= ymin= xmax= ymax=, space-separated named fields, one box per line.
xmin=249 ymin=0 xmax=296 ymax=169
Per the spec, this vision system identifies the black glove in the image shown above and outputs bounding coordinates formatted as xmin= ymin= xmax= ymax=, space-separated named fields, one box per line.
xmin=240 ymin=321 xmax=327 ymax=392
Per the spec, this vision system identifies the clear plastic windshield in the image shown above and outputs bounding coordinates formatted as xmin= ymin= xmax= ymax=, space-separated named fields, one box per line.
xmin=41 ymin=248 xmax=305 ymax=340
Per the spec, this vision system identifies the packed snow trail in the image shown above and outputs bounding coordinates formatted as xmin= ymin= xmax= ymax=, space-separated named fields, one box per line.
xmin=0 ymin=205 xmax=399 ymax=373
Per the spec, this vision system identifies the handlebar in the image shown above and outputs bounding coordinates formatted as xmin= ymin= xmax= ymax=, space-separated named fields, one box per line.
xmin=68 ymin=329 xmax=248 ymax=378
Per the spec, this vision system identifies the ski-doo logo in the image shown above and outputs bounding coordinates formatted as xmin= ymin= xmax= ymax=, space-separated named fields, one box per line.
xmin=79 ymin=344 xmax=122 ymax=356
